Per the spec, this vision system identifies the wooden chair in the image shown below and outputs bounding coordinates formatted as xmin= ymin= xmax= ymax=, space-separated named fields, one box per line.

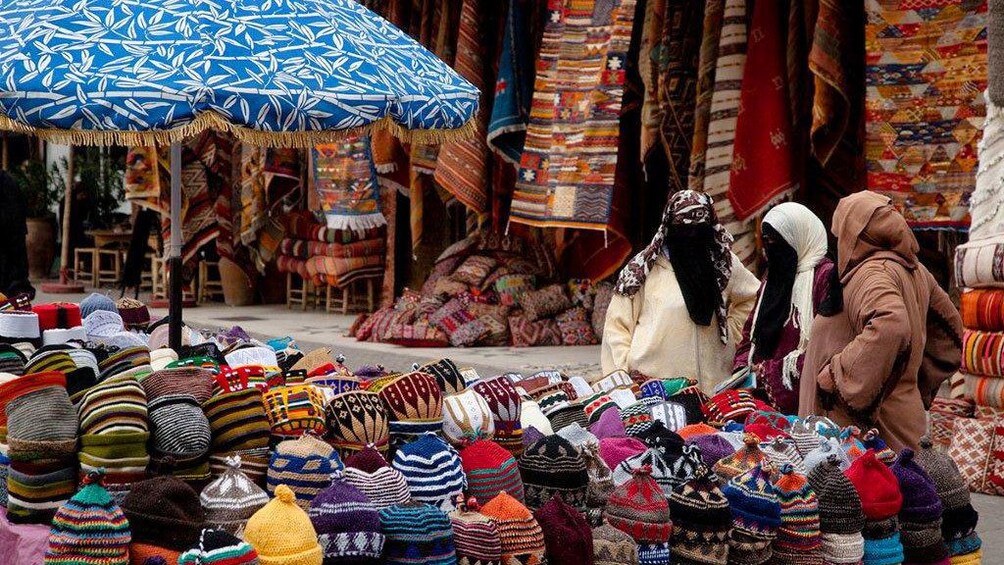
xmin=197 ymin=260 xmax=224 ymax=303
xmin=96 ymin=249 xmax=123 ymax=288
xmin=73 ymin=247 xmax=98 ymax=286
xmin=325 ymin=277 xmax=377 ymax=315
xmin=286 ymin=272 xmax=321 ymax=311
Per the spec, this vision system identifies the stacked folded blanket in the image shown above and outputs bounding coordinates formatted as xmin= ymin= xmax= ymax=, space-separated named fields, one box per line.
xmin=277 ymin=211 xmax=385 ymax=288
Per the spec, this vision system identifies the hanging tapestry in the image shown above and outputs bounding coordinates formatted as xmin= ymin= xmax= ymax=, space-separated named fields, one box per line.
xmin=124 ymin=146 xmax=166 ymax=215
xmin=640 ymin=0 xmax=668 ymax=160
xmin=264 ymin=149 xmax=303 ymax=212
xmin=510 ymin=0 xmax=637 ymax=231
xmin=488 ymin=0 xmax=542 ymax=164
xmin=728 ymin=0 xmax=797 ymax=220
xmin=657 ymin=0 xmax=704 ymax=192
xmin=865 ymin=0 xmax=987 ymax=229
xmin=313 ymin=137 xmax=386 ymax=233
xmin=240 ymin=145 xmax=268 ymax=246
xmin=687 ymin=0 xmax=724 ymax=192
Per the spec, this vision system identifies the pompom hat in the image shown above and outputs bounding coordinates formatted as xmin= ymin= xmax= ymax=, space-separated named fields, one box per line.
xmin=308 ymin=479 xmax=385 ymax=563
xmin=244 ymin=484 xmax=323 ymax=565
xmin=722 ymin=464 xmax=781 ymax=564
xmin=605 ymin=467 xmax=672 ymax=544
xmin=668 ymin=465 xmax=731 ymax=565
xmin=200 ymin=456 xmax=269 ymax=536
xmin=44 ymin=471 xmax=131 ymax=565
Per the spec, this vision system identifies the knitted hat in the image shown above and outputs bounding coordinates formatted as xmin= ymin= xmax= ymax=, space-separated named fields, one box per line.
xmin=24 ymin=347 xmax=76 ymax=375
xmin=4 ymin=371 xmax=78 ymax=459
xmin=598 ymin=436 xmax=646 ymax=470
xmin=820 ymin=532 xmax=865 ymax=564
xmin=6 ymin=462 xmax=77 ymax=524
xmin=581 ymin=442 xmax=614 ymax=522
xmin=97 ymin=346 xmax=151 ymax=381
xmin=592 ymin=370 xmax=633 ymax=393
xmin=583 ymin=392 xmax=617 ymax=425
xmin=129 ymin=543 xmax=181 ymax=564
xmin=567 ymin=376 xmax=594 ymax=399
xmin=722 ymin=464 xmax=781 ymax=565
xmin=268 ymin=434 xmax=343 ymax=510
xmin=83 ymin=310 xmax=124 ymax=338
xmin=450 ymin=497 xmax=503 ymax=565
xmin=74 ymin=373 xmax=149 ymax=436
xmin=443 ymin=388 xmax=495 ymax=445
xmin=620 ymin=400 xmax=655 ymax=436
xmin=420 ymin=358 xmax=467 ymax=395
xmin=44 ymin=471 xmax=131 ymax=565
xmin=669 ymin=466 xmax=731 ymax=565
xmin=147 ymin=394 xmax=212 ymax=462
xmin=324 ymin=390 xmax=390 ymax=457
xmin=391 ymin=432 xmax=466 ymax=511
xmin=379 ymin=502 xmax=457 ymax=565
xmin=803 ymin=437 xmax=850 ymax=473
xmin=200 ymin=456 xmax=270 ymax=536
xmin=471 ymin=376 xmax=523 ymax=456
xmin=914 ymin=436 xmax=974 ymax=513
xmin=891 ymin=449 xmax=943 ymax=524
xmin=688 ymin=433 xmax=736 ymax=468
xmin=121 ymin=475 xmax=205 ymax=551
xmin=862 ymin=532 xmax=904 ymax=565
xmin=838 ymin=427 xmax=866 ymax=460
xmin=81 ymin=293 xmax=118 ymax=318
xmin=460 ymin=439 xmax=524 ymax=505
xmin=377 ymin=371 xmax=443 ymax=442
xmin=225 ymin=346 xmax=280 ymax=370
xmin=534 ymin=495 xmax=594 ymax=565
xmin=308 ymin=479 xmax=385 ymax=563
xmin=150 ymin=347 xmax=179 ymax=371
xmin=263 ymin=384 xmax=327 ymax=439
xmin=845 ymin=450 xmax=903 ymax=521
xmin=547 ymin=403 xmax=589 ymax=433
xmin=522 ymin=426 xmax=546 ymax=449
xmin=810 ymin=457 xmax=865 ymax=535
xmin=762 ymin=438 xmax=807 ymax=476
xmin=556 ymin=422 xmax=599 ymax=448
xmin=142 ymin=367 xmax=214 ymax=404
xmin=178 ymin=528 xmax=260 ymax=565
xmin=772 ymin=465 xmax=823 ymax=564
xmin=677 ymin=423 xmax=718 ymax=440
xmin=702 ymin=389 xmax=757 ymax=424
xmin=609 ymin=388 xmax=637 ymax=409
xmin=520 ymin=399 xmax=553 ymax=436
xmin=519 ymin=435 xmax=588 ymax=511
xmin=591 ymin=406 xmax=626 ymax=440
xmin=245 ymin=484 xmax=323 ymax=565
xmin=605 ymin=467 xmax=671 ymax=543
xmin=0 ymin=344 xmax=26 ymax=375
xmin=634 ymin=420 xmax=683 ymax=457
xmin=593 ymin=523 xmax=639 ymax=565
xmin=712 ymin=434 xmax=766 ymax=484
xmin=861 ymin=429 xmax=897 ymax=465
xmin=115 ymin=297 xmax=151 ymax=330
xmin=612 ymin=448 xmax=676 ymax=497
xmin=342 ymin=446 xmax=411 ymax=509
xmin=650 ymin=401 xmax=687 ymax=432
xmin=480 ymin=492 xmax=547 ymax=565
xmin=203 ymin=387 xmax=271 ymax=454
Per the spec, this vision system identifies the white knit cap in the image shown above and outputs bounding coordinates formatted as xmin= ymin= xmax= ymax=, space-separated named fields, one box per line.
xmin=520 ymin=399 xmax=553 ymax=435
xmin=42 ymin=326 xmax=87 ymax=345
xmin=442 ymin=388 xmax=495 ymax=445
xmin=556 ymin=422 xmax=598 ymax=448
xmin=149 ymin=348 xmax=179 ymax=371
xmin=650 ymin=401 xmax=687 ymax=432
xmin=83 ymin=310 xmax=125 ymax=338
xmin=566 ymin=376 xmax=594 ymax=399
xmin=0 ymin=311 xmax=40 ymax=339
xmin=592 ymin=370 xmax=633 ymax=393
xmin=224 ymin=346 xmax=279 ymax=369
xmin=609 ymin=388 xmax=637 ymax=410
xmin=95 ymin=331 xmax=148 ymax=350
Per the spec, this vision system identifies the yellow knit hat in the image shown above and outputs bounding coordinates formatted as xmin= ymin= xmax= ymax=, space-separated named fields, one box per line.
xmin=244 ymin=484 xmax=323 ymax=565
xmin=950 ymin=550 xmax=982 ymax=565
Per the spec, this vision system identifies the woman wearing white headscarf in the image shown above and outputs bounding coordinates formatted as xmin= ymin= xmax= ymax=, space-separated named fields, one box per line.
xmin=733 ymin=202 xmax=838 ymax=414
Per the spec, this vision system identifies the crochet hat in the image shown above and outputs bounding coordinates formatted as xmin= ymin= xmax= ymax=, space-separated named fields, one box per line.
xmin=379 ymin=502 xmax=457 ymax=565
xmin=443 ymin=388 xmax=495 ymax=445
xmin=593 ymin=522 xmax=639 ymax=565
xmin=722 ymin=464 xmax=781 ymax=565
xmin=203 ymin=387 xmax=271 ymax=454
xmin=845 ymin=450 xmax=903 ymax=521
xmin=634 ymin=420 xmax=684 ymax=458
xmin=914 ymin=439 xmax=980 ymax=549
xmin=80 ymin=293 xmax=118 ymax=318
xmin=200 ymin=456 xmax=270 ymax=536
xmin=481 ymin=492 xmax=547 ymax=565
xmin=547 ymin=403 xmax=589 ymax=433
xmin=140 ymin=368 xmax=211 ymax=404
xmin=4 ymin=371 xmax=78 ymax=459
xmin=556 ymin=422 xmax=599 ymax=448
xmin=712 ymin=434 xmax=766 ymax=483
xmin=688 ymin=433 xmax=736 ymax=468
xmin=74 ymin=373 xmax=149 ymax=436
xmin=598 ymin=436 xmax=646 ymax=470
xmin=669 ymin=466 xmax=731 ymax=565
xmin=391 ymin=432 xmax=466 ymax=511
xmin=534 ymin=495 xmax=594 ymax=565
xmin=324 ymin=390 xmax=390 ymax=457
xmin=519 ymin=435 xmax=589 ymax=511
xmin=263 ymin=384 xmax=327 ymax=439
xmin=605 ymin=467 xmax=672 ymax=544
xmin=772 ymin=465 xmax=823 ymax=564
xmin=308 ymin=479 xmax=385 ymax=563
xmin=115 ymin=297 xmax=151 ymax=330
xmin=520 ymin=398 xmax=553 ymax=436
xmin=44 ymin=471 xmax=131 ymax=565
xmin=460 ymin=439 xmax=524 ymax=505
xmin=471 ymin=376 xmax=523 ymax=456
xmin=268 ymin=434 xmax=343 ymax=510
xmin=803 ymin=437 xmax=850 ymax=473
xmin=809 ymin=457 xmax=865 ymax=535
xmin=0 ymin=344 xmax=26 ymax=375
xmin=121 ymin=475 xmax=205 ymax=551
xmin=762 ymin=438 xmax=806 ymax=476
xmin=450 ymin=497 xmax=503 ymax=565
xmin=612 ymin=448 xmax=675 ymax=496
xmin=620 ymin=400 xmax=655 ymax=437
xmin=83 ymin=310 xmax=124 ymax=338
xmin=178 ymin=528 xmax=260 ymax=565
xmin=590 ymin=406 xmax=626 ymax=440
xmin=24 ymin=347 xmax=76 ymax=375
xmin=342 ymin=446 xmax=411 ymax=509
xmin=891 ymin=449 xmax=943 ymax=524
xmin=245 ymin=484 xmax=323 ymax=565
xmin=377 ymin=371 xmax=443 ymax=442
xmin=420 ymin=358 xmax=467 ymax=395
xmin=147 ymin=393 xmax=212 ymax=463
xmin=97 ymin=346 xmax=151 ymax=380
xmin=862 ymin=532 xmax=904 ymax=565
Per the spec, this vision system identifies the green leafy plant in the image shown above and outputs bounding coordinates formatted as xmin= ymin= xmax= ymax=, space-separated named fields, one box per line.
xmin=10 ymin=158 xmax=64 ymax=218
xmin=75 ymin=147 xmax=126 ymax=228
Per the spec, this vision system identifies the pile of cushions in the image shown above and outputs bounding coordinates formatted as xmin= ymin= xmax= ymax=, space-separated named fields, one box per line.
xmin=276 ymin=210 xmax=387 ymax=289
xmin=353 ymin=231 xmax=614 ymax=348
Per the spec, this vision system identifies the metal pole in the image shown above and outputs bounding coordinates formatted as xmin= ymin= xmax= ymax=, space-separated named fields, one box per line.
xmin=59 ymin=146 xmax=74 ymax=284
xmin=168 ymin=143 xmax=183 ymax=350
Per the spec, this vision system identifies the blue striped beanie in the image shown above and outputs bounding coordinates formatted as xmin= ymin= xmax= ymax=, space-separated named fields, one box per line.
xmin=379 ymin=502 xmax=456 ymax=565
xmin=392 ymin=433 xmax=466 ymax=512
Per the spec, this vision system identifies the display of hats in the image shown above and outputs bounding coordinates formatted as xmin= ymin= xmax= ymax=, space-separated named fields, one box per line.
xmin=200 ymin=455 xmax=270 ymax=536
xmin=519 ymin=434 xmax=588 ymax=511
xmin=471 ymin=376 xmax=523 ymax=457
xmin=391 ymin=432 xmax=466 ymax=511
xmin=722 ymin=464 xmax=781 ymax=565
xmin=263 ymin=383 xmax=327 ymax=439
xmin=122 ymin=475 xmax=205 ymax=551
xmin=268 ymin=433 xmax=343 ymax=510
xmin=450 ymin=496 xmax=503 ymax=565
xmin=308 ymin=479 xmax=385 ymax=563
xmin=650 ymin=400 xmax=687 ymax=432
xmin=891 ymin=448 xmax=949 ymax=563
xmin=324 ymin=390 xmax=390 ymax=457
xmin=443 ymin=388 xmax=495 ymax=444
xmin=419 ymin=358 xmax=467 ymax=395
xmin=593 ymin=522 xmax=639 ymax=565
xmin=178 ymin=528 xmax=260 ymax=565
xmin=712 ymin=434 xmax=766 ymax=483
xmin=772 ymin=464 xmax=823 ymax=564
xmin=245 ymin=484 xmax=323 ymax=565
xmin=379 ymin=501 xmax=457 ymax=565
xmin=669 ymin=465 xmax=731 ymax=565
xmin=83 ymin=310 xmax=125 ymax=338
xmin=533 ymin=495 xmax=593 ymax=565
xmin=97 ymin=346 xmax=152 ymax=380
xmin=377 ymin=370 xmax=443 ymax=443
xmin=845 ymin=450 xmax=903 ymax=521
xmin=342 ymin=446 xmax=411 ymax=509
xmin=80 ymin=293 xmax=119 ymax=319
xmin=459 ymin=438 xmax=524 ymax=505
xmin=605 ymin=466 xmax=672 ymax=544
xmin=44 ymin=470 xmax=131 ymax=565
xmin=480 ymin=492 xmax=547 ymax=565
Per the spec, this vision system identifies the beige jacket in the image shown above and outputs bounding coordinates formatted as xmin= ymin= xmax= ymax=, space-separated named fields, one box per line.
xmin=601 ymin=253 xmax=759 ymax=392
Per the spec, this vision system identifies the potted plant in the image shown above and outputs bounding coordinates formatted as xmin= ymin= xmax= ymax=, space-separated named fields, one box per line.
xmin=10 ymin=159 xmax=63 ymax=279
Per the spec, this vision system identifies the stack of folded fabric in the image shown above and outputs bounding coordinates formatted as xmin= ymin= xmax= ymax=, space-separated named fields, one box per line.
xmin=276 ymin=210 xmax=387 ymax=289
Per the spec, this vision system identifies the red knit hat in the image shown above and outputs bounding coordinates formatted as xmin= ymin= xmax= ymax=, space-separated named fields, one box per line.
xmin=845 ymin=449 xmax=902 ymax=521
xmin=702 ymin=390 xmax=757 ymax=424
xmin=460 ymin=439 xmax=525 ymax=505
xmin=534 ymin=495 xmax=594 ymax=565
xmin=604 ymin=467 xmax=672 ymax=544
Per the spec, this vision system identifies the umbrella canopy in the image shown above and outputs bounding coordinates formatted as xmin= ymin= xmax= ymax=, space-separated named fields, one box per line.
xmin=0 ymin=0 xmax=479 ymax=146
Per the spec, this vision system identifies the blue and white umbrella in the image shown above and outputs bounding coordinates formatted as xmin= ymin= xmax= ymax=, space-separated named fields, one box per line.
xmin=0 ymin=0 xmax=479 ymax=346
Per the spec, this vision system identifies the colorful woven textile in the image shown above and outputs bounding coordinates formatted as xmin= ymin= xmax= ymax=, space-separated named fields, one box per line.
xmin=961 ymin=290 xmax=1004 ymax=331
xmin=488 ymin=0 xmax=541 ymax=164
xmin=313 ymin=137 xmax=386 ymax=232
xmin=639 ymin=0 xmax=667 ymax=160
xmin=687 ymin=0 xmax=724 ymax=192
xmin=961 ymin=329 xmax=1004 ymax=377
xmin=971 ymin=93 xmax=1004 ymax=240
xmin=656 ymin=0 xmax=703 ymax=192
xmin=276 ymin=255 xmax=385 ymax=288
xmin=865 ymin=0 xmax=987 ymax=228
xmin=955 ymin=235 xmax=1004 ymax=288
xmin=278 ymin=238 xmax=386 ymax=261
xmin=966 ymin=373 xmax=1004 ymax=408
xmin=511 ymin=0 xmax=637 ymax=230
xmin=810 ymin=0 xmax=858 ymax=165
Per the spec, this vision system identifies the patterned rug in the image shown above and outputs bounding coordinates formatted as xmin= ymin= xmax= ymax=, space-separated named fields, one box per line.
xmin=487 ymin=0 xmax=541 ymax=165
xmin=510 ymin=0 xmax=637 ymax=231
xmin=313 ymin=137 xmax=386 ymax=234
xmin=865 ymin=0 xmax=987 ymax=229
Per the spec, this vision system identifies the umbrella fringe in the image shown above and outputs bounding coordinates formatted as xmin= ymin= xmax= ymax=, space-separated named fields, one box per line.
xmin=0 ymin=110 xmax=477 ymax=148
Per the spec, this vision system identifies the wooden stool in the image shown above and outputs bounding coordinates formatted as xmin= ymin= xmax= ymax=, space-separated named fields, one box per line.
xmin=150 ymin=256 xmax=166 ymax=300
xmin=325 ymin=278 xmax=377 ymax=315
xmin=197 ymin=260 xmax=224 ymax=303
xmin=286 ymin=273 xmax=319 ymax=311
xmin=140 ymin=253 xmax=155 ymax=292
xmin=96 ymin=249 xmax=123 ymax=288
xmin=73 ymin=247 xmax=98 ymax=286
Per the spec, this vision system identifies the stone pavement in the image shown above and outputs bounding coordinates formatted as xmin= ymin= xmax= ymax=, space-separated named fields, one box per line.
xmin=32 ymin=288 xmax=1004 ymax=559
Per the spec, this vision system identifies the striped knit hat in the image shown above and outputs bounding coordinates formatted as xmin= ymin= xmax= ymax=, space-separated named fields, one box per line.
xmin=203 ymin=387 xmax=271 ymax=454
xmin=471 ymin=376 xmax=523 ymax=457
xmin=7 ymin=463 xmax=78 ymax=524
xmin=612 ymin=448 xmax=675 ymax=496
xmin=244 ymin=485 xmax=323 ymax=565
xmin=722 ymin=464 xmax=782 ymax=565
xmin=669 ymin=466 xmax=731 ymax=565
xmin=378 ymin=371 xmax=443 ymax=445
xmin=591 ymin=370 xmax=633 ymax=393
xmin=4 ymin=371 xmax=78 ymax=460
xmin=147 ymin=393 xmax=212 ymax=462
xmin=593 ymin=522 xmax=639 ymax=565
xmin=200 ymin=456 xmax=269 ymax=536
xmin=620 ymin=400 xmax=655 ymax=437
xmin=712 ymin=434 xmax=767 ymax=484
xmin=44 ymin=471 xmax=131 ymax=565
xmin=772 ymin=465 xmax=823 ymax=564
xmin=122 ymin=475 xmax=205 ymax=551
xmin=702 ymin=389 xmax=757 ymax=425
xmin=142 ymin=367 xmax=215 ymax=404
xmin=914 ymin=438 xmax=981 ymax=554
xmin=420 ymin=358 xmax=467 ymax=395
xmin=450 ymin=497 xmax=503 ymax=565
xmin=583 ymin=391 xmax=617 ymax=425
xmin=762 ymin=438 xmax=807 ymax=476
xmin=605 ymin=466 xmax=672 ymax=544
xmin=0 ymin=344 xmax=26 ymax=375
xmin=459 ymin=439 xmax=524 ymax=505
xmin=480 ymin=492 xmax=547 ymax=565
xmin=24 ymin=347 xmax=76 ymax=375
xmin=534 ymin=494 xmax=594 ymax=565
xmin=392 ymin=432 xmax=467 ymax=511
xmin=808 ymin=456 xmax=865 ymax=535
xmin=790 ymin=420 xmax=822 ymax=457
xmin=547 ymin=403 xmax=589 ymax=434
xmin=179 ymin=528 xmax=260 ymax=565
xmin=519 ymin=435 xmax=589 ymax=511
xmin=443 ymin=388 xmax=495 ymax=445
xmin=308 ymin=479 xmax=385 ymax=563
xmin=342 ymin=446 xmax=411 ymax=509
xmin=267 ymin=433 xmax=343 ymax=510
xmin=263 ymin=383 xmax=328 ymax=439
xmin=379 ymin=502 xmax=457 ymax=565
xmin=97 ymin=346 xmax=151 ymax=381
xmin=74 ymin=373 xmax=149 ymax=435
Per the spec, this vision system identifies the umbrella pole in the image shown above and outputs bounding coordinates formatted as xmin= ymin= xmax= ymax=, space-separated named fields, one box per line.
xmin=168 ymin=143 xmax=183 ymax=350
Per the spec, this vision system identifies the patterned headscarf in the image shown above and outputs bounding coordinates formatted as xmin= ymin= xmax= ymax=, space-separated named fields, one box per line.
xmin=614 ymin=190 xmax=734 ymax=343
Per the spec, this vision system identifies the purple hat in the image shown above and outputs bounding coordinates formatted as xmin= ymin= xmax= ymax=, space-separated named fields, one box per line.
xmin=308 ymin=479 xmax=385 ymax=562
xmin=591 ymin=407 xmax=626 ymax=440
xmin=891 ymin=449 xmax=943 ymax=523
xmin=688 ymin=434 xmax=737 ymax=468
xmin=523 ymin=426 xmax=546 ymax=449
